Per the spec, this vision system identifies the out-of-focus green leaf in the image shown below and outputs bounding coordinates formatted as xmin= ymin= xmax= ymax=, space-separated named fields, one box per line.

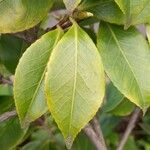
xmin=0 ymin=84 xmax=13 ymax=96
xmin=0 ymin=96 xmax=14 ymax=115
xmin=104 ymin=82 xmax=125 ymax=112
xmin=0 ymin=117 xmax=27 ymax=150
xmin=103 ymin=82 xmax=134 ymax=116
xmin=0 ymin=0 xmax=54 ymax=33
xmin=72 ymin=132 xmax=94 ymax=150
xmin=0 ymin=35 xmax=28 ymax=74
xmin=124 ymin=136 xmax=138 ymax=150
xmin=45 ymin=21 xmax=105 ymax=148
xmin=111 ymin=99 xmax=134 ymax=116
xmin=63 ymin=0 xmax=81 ymax=11
xmin=14 ymin=28 xmax=64 ymax=127
xmin=140 ymin=123 xmax=150 ymax=135
xmin=97 ymin=22 xmax=150 ymax=112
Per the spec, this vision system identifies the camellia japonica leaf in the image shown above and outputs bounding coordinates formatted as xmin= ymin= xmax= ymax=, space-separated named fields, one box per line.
xmin=45 ymin=21 xmax=105 ymax=148
xmin=97 ymin=22 xmax=150 ymax=112
xmin=103 ymin=82 xmax=134 ymax=116
xmin=146 ymin=24 xmax=150 ymax=45
xmin=78 ymin=0 xmax=150 ymax=26
xmin=78 ymin=0 xmax=125 ymax=25
xmin=14 ymin=28 xmax=64 ymax=127
xmin=0 ymin=35 xmax=28 ymax=74
xmin=63 ymin=0 xmax=81 ymax=12
xmin=0 ymin=0 xmax=54 ymax=33
xmin=114 ymin=0 xmax=150 ymax=28
xmin=0 ymin=117 xmax=27 ymax=150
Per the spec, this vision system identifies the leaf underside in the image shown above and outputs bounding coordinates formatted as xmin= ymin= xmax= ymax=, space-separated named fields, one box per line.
xmin=14 ymin=28 xmax=64 ymax=127
xmin=45 ymin=22 xmax=105 ymax=148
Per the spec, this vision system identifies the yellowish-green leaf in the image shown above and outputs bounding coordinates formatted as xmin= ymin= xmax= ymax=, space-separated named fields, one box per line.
xmin=0 ymin=0 xmax=54 ymax=33
xmin=14 ymin=28 xmax=64 ymax=127
xmin=146 ymin=24 xmax=150 ymax=45
xmin=115 ymin=0 xmax=150 ymax=28
xmin=63 ymin=0 xmax=81 ymax=12
xmin=97 ymin=22 xmax=150 ymax=112
xmin=45 ymin=21 xmax=105 ymax=148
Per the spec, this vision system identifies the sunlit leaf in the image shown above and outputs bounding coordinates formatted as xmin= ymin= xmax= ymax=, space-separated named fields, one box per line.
xmin=0 ymin=0 xmax=54 ymax=33
xmin=45 ymin=21 xmax=105 ymax=148
xmin=63 ymin=0 xmax=81 ymax=11
xmin=14 ymin=28 xmax=64 ymax=127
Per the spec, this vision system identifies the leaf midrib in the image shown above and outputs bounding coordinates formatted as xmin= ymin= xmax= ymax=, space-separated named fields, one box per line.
xmin=107 ymin=24 xmax=145 ymax=108
xmin=69 ymin=24 xmax=78 ymax=134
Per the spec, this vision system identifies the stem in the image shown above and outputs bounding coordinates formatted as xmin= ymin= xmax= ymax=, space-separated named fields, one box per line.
xmin=0 ymin=110 xmax=17 ymax=123
xmin=91 ymin=117 xmax=107 ymax=148
xmin=117 ymin=108 xmax=141 ymax=150
xmin=83 ymin=123 xmax=107 ymax=150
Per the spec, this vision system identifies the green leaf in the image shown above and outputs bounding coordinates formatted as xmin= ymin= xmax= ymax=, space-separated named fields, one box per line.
xmin=97 ymin=22 xmax=150 ymax=112
xmin=104 ymin=82 xmax=125 ymax=112
xmin=14 ymin=28 xmax=64 ymax=127
xmin=0 ymin=0 xmax=54 ymax=33
xmin=146 ymin=24 xmax=150 ymax=45
xmin=0 ymin=35 xmax=28 ymax=74
xmin=0 ymin=96 xmax=14 ymax=115
xmin=114 ymin=0 xmax=150 ymax=28
xmin=110 ymin=99 xmax=134 ymax=116
xmin=103 ymin=82 xmax=134 ymax=116
xmin=63 ymin=0 xmax=81 ymax=11
xmin=0 ymin=84 xmax=13 ymax=96
xmin=79 ymin=0 xmax=150 ymax=26
xmin=0 ymin=117 xmax=27 ymax=150
xmin=45 ymin=21 xmax=105 ymax=148
xmin=78 ymin=0 xmax=125 ymax=25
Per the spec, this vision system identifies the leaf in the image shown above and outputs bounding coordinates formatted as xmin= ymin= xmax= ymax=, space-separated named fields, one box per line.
xmin=78 ymin=0 xmax=150 ymax=26
xmin=0 ymin=84 xmax=13 ymax=96
xmin=14 ymin=28 xmax=64 ymax=127
xmin=45 ymin=21 xmax=105 ymax=148
xmin=63 ymin=0 xmax=81 ymax=11
xmin=97 ymin=22 xmax=150 ymax=112
xmin=0 ymin=0 xmax=54 ymax=33
xmin=114 ymin=0 xmax=150 ymax=28
xmin=0 ymin=96 xmax=14 ymax=115
xmin=103 ymin=82 xmax=134 ymax=116
xmin=0 ymin=35 xmax=28 ymax=74
xmin=110 ymin=99 xmax=134 ymax=116
xmin=146 ymin=24 xmax=150 ymax=45
xmin=0 ymin=117 xmax=27 ymax=150
xmin=78 ymin=0 xmax=125 ymax=25
xmin=104 ymin=82 xmax=125 ymax=112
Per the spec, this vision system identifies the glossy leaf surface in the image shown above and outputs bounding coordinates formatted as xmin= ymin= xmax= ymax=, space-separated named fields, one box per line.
xmin=0 ymin=0 xmax=54 ymax=33
xmin=14 ymin=28 xmax=64 ymax=127
xmin=97 ymin=22 xmax=150 ymax=112
xmin=45 ymin=22 xmax=105 ymax=148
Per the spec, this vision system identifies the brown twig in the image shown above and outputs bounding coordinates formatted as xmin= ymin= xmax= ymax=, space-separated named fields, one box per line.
xmin=117 ymin=108 xmax=141 ymax=150
xmin=0 ymin=110 xmax=17 ymax=123
xmin=91 ymin=117 xmax=107 ymax=148
xmin=83 ymin=123 xmax=107 ymax=150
